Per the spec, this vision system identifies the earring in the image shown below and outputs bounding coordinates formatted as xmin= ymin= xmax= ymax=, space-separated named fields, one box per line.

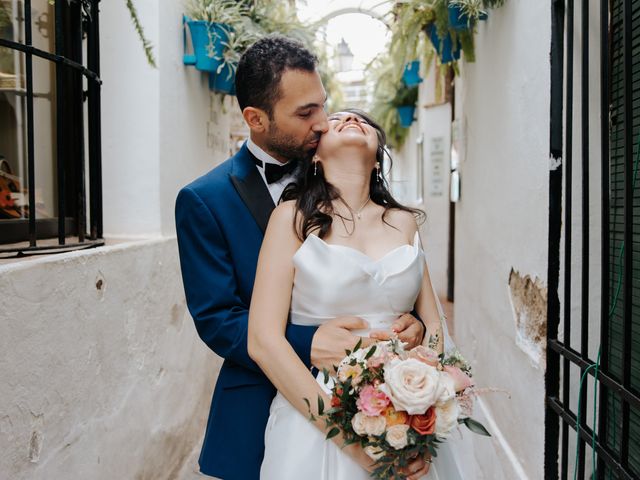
xmin=375 ymin=162 xmax=381 ymax=183
xmin=313 ymin=155 xmax=320 ymax=176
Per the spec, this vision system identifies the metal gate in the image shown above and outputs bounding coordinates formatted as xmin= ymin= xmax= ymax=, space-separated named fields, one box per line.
xmin=545 ymin=0 xmax=640 ymax=478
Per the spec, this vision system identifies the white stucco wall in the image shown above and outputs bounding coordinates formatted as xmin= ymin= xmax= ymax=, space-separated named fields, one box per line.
xmin=100 ymin=0 xmax=234 ymax=237
xmin=0 ymin=239 xmax=220 ymax=479
xmin=451 ymin=1 xmax=551 ymax=478
xmin=392 ymin=62 xmax=452 ymax=299
xmin=0 ymin=2 xmax=240 ymax=478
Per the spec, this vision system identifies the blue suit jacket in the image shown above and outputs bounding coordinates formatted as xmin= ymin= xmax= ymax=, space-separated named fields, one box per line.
xmin=175 ymin=144 xmax=318 ymax=480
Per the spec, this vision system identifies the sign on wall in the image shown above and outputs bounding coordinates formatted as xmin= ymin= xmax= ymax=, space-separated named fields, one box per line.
xmin=428 ymin=136 xmax=446 ymax=197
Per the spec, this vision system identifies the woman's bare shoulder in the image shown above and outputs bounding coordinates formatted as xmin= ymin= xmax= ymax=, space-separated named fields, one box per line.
xmin=271 ymin=200 xmax=297 ymax=223
xmin=266 ymin=200 xmax=301 ymax=244
xmin=385 ymin=208 xmax=419 ymax=240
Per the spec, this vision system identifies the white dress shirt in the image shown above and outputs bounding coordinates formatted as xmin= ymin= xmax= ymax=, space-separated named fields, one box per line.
xmin=246 ymin=138 xmax=299 ymax=205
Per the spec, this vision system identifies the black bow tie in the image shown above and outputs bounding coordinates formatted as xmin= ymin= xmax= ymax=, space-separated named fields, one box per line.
xmin=254 ymin=158 xmax=298 ymax=184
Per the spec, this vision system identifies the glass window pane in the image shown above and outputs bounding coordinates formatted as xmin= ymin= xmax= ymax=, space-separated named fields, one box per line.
xmin=0 ymin=51 xmax=57 ymax=225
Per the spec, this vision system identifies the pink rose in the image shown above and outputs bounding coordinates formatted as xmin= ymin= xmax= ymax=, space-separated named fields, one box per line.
xmin=356 ymin=385 xmax=391 ymax=416
xmin=443 ymin=365 xmax=474 ymax=392
xmin=366 ymin=344 xmax=395 ymax=369
xmin=408 ymin=346 xmax=440 ymax=367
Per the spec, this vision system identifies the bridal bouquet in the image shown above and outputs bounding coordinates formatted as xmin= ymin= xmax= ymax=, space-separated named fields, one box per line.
xmin=307 ymin=337 xmax=490 ymax=479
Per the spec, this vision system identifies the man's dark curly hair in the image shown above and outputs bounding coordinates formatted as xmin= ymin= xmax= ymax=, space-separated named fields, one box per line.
xmin=235 ymin=35 xmax=318 ymax=118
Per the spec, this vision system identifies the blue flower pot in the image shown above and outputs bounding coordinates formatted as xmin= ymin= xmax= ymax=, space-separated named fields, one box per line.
xmin=209 ymin=63 xmax=236 ymax=95
xmin=397 ymin=106 xmax=415 ymax=128
xmin=426 ymin=24 xmax=461 ymax=64
xmin=186 ymin=20 xmax=230 ymax=72
xmin=402 ymin=61 xmax=423 ymax=87
xmin=448 ymin=5 xmax=487 ymax=30
xmin=182 ymin=15 xmax=196 ymax=66
xmin=448 ymin=5 xmax=470 ymax=30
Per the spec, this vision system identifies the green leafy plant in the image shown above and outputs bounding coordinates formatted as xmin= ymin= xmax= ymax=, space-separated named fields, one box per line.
xmin=47 ymin=0 xmax=157 ymax=68
xmin=125 ymin=0 xmax=156 ymax=68
xmin=368 ymin=53 xmax=412 ymax=149
xmin=184 ymin=0 xmax=247 ymax=25
xmin=391 ymin=84 xmax=419 ymax=108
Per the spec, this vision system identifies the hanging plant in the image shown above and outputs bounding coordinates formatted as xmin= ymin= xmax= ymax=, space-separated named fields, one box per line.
xmin=184 ymin=0 xmax=247 ymax=73
xmin=47 ymin=0 xmax=157 ymax=68
xmin=392 ymin=84 xmax=419 ymax=128
xmin=368 ymin=54 xmax=413 ymax=149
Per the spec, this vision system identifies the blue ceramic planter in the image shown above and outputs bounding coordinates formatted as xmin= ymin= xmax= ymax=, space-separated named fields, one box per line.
xmin=397 ymin=106 xmax=415 ymax=128
xmin=209 ymin=63 xmax=237 ymax=95
xmin=448 ymin=5 xmax=487 ymax=30
xmin=448 ymin=5 xmax=469 ymax=30
xmin=186 ymin=20 xmax=230 ymax=72
xmin=426 ymin=24 xmax=461 ymax=64
xmin=402 ymin=61 xmax=423 ymax=87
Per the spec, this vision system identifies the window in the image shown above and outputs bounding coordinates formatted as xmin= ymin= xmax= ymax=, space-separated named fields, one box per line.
xmin=0 ymin=0 xmax=102 ymax=256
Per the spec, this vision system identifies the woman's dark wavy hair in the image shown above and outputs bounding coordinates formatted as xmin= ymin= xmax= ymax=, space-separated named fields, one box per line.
xmin=281 ymin=108 xmax=425 ymax=240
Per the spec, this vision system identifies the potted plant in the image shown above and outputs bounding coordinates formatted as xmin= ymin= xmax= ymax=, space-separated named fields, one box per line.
xmin=392 ymin=85 xmax=419 ymax=128
xmin=448 ymin=0 xmax=488 ymax=30
xmin=183 ymin=0 xmax=245 ymax=73
xmin=425 ymin=23 xmax=462 ymax=65
xmin=208 ymin=25 xmax=258 ymax=95
xmin=402 ymin=60 xmax=423 ymax=87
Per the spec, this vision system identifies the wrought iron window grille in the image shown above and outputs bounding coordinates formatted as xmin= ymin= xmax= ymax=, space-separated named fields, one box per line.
xmin=0 ymin=0 xmax=103 ymax=257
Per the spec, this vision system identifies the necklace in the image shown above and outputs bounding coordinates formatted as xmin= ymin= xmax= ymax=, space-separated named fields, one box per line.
xmin=346 ymin=196 xmax=370 ymax=220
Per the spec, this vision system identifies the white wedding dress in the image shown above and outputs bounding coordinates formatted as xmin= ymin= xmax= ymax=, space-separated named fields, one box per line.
xmin=260 ymin=232 xmax=466 ymax=480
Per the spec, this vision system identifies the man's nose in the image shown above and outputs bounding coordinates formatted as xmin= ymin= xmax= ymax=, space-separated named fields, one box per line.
xmin=313 ymin=111 xmax=329 ymax=133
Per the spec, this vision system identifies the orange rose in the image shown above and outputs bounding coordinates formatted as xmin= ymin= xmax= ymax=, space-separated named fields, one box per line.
xmin=331 ymin=388 xmax=343 ymax=408
xmin=384 ymin=406 xmax=409 ymax=426
xmin=409 ymin=407 xmax=437 ymax=435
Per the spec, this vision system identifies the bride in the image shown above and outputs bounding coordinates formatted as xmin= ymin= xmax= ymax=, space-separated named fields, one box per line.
xmin=248 ymin=110 xmax=458 ymax=479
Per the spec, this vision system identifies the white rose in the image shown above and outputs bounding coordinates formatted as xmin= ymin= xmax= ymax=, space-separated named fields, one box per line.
xmin=381 ymin=358 xmax=441 ymax=415
xmin=364 ymin=445 xmax=385 ymax=461
xmin=435 ymin=398 xmax=460 ymax=436
xmin=385 ymin=424 xmax=410 ymax=450
xmin=436 ymin=372 xmax=457 ymax=405
xmin=351 ymin=412 xmax=387 ymax=436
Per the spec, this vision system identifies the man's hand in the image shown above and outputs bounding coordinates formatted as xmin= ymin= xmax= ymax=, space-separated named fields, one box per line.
xmin=369 ymin=313 xmax=425 ymax=349
xmin=310 ymin=316 xmax=375 ymax=372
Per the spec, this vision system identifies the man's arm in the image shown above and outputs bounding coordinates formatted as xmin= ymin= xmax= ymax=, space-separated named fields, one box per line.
xmin=175 ymin=186 xmax=317 ymax=372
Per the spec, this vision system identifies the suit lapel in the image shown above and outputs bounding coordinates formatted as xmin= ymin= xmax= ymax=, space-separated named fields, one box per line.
xmin=230 ymin=146 xmax=275 ymax=234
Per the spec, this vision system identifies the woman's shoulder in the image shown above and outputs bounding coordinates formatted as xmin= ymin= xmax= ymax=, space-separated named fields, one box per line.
xmin=384 ymin=208 xmax=419 ymax=240
xmin=267 ymin=200 xmax=303 ymax=240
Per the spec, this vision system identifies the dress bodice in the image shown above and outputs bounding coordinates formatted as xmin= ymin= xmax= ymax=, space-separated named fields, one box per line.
xmin=290 ymin=232 xmax=425 ymax=334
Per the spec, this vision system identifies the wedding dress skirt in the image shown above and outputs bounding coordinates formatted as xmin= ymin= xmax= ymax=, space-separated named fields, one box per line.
xmin=260 ymin=233 xmax=466 ymax=479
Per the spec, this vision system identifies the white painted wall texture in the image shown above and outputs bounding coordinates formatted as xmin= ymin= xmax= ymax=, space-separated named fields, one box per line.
xmin=1 ymin=1 xmax=236 ymax=478
xmin=393 ymin=1 xmax=555 ymax=477
xmin=100 ymin=0 xmax=234 ymax=237
xmin=0 ymin=239 xmax=220 ymax=479
xmin=452 ymin=1 xmax=551 ymax=478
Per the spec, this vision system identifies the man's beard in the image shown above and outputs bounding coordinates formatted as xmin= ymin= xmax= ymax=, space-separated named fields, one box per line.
xmin=265 ymin=122 xmax=320 ymax=163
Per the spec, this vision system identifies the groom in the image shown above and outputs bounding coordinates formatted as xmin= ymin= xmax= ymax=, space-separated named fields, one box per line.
xmin=175 ymin=36 xmax=427 ymax=480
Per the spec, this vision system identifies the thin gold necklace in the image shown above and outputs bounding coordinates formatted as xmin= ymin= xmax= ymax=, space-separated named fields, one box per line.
xmin=346 ymin=196 xmax=370 ymax=220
